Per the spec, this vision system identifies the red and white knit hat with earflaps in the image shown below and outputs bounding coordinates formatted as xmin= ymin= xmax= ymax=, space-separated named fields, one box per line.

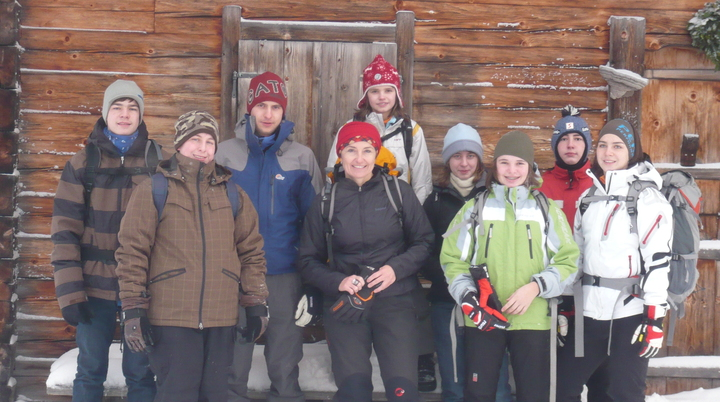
xmin=357 ymin=54 xmax=404 ymax=109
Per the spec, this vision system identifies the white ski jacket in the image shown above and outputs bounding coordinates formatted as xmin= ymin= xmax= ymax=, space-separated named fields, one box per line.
xmin=573 ymin=161 xmax=673 ymax=320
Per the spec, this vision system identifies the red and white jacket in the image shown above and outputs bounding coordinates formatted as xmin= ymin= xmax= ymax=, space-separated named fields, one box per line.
xmin=573 ymin=161 xmax=673 ymax=320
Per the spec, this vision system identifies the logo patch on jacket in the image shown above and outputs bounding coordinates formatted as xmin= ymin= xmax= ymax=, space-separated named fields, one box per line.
xmin=275 ymin=174 xmax=285 ymax=180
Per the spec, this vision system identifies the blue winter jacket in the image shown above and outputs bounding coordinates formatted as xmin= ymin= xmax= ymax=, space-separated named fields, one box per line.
xmin=215 ymin=115 xmax=324 ymax=276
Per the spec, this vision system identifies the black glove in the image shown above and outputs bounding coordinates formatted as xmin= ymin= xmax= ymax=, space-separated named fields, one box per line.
xmin=295 ymin=285 xmax=323 ymax=327
xmin=461 ymin=293 xmax=510 ymax=331
xmin=239 ymin=304 xmax=269 ymax=343
xmin=122 ymin=308 xmax=154 ymax=353
xmin=61 ymin=301 xmax=93 ymax=326
xmin=330 ymin=266 xmax=377 ymax=323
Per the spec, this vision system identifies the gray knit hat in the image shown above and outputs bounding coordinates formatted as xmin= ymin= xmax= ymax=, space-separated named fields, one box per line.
xmin=442 ymin=123 xmax=484 ymax=164
xmin=102 ymin=80 xmax=144 ymax=123
xmin=494 ymin=130 xmax=534 ymax=166
xmin=173 ymin=111 xmax=220 ymax=153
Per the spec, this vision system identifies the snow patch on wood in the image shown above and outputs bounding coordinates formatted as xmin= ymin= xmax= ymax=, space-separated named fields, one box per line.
xmin=17 ymin=191 xmax=56 ymax=198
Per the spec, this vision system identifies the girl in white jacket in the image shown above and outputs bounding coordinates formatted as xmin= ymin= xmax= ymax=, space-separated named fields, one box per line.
xmin=556 ymin=119 xmax=673 ymax=402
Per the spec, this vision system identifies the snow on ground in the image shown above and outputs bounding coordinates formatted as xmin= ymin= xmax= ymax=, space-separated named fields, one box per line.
xmin=45 ymin=343 xmax=720 ymax=401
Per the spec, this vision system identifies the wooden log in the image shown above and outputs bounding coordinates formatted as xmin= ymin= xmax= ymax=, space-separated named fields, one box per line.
xmin=414 ymin=64 xmax=608 ymax=87
xmin=607 ymin=16 xmax=646 ymax=135
xmin=17 ymin=262 xmax=54 ymax=281
xmin=415 ymin=25 xmax=607 ymax=49
xmin=21 ymin=8 xmax=154 ymax=32
xmin=0 ymin=216 xmax=14 ymax=259
xmin=0 ymin=261 xmax=11 ymax=284
xmin=20 ymin=72 xmax=220 ymax=96
xmin=0 ymin=46 xmax=18 ymax=88
xmin=396 ymin=10 xmax=415 ymax=120
xmin=21 ymin=50 xmax=219 ymax=78
xmin=646 ymin=46 xmax=718 ymax=70
xmin=415 ymin=44 xmax=608 ymax=67
xmin=680 ymin=133 xmax=700 ymax=166
xmin=17 ymin=197 xmax=54 ymax=218
xmin=17 ymin=300 xmax=62 ymax=320
xmin=15 ymin=340 xmax=76 ymax=360
xmin=16 ymin=319 xmax=76 ymax=342
xmin=0 ymin=2 xmax=18 ymax=46
xmin=415 ymin=84 xmax=608 ymax=110
xmin=20 ymin=0 xmax=153 ymax=11
xmin=18 ymin=214 xmax=52 ymax=236
xmin=405 ymin=2 xmax=693 ymax=34
xmin=405 ymin=0 xmax=707 ymax=11
xmin=15 ymin=238 xmax=53 ymax=266
xmin=220 ymin=5 xmax=242 ymax=141
xmin=15 ymin=278 xmax=56 ymax=301
xmin=0 ymin=88 xmax=16 ymax=131
xmin=0 ymin=174 xmax=14 ymax=215
xmin=0 ymin=131 xmax=13 ymax=174
xmin=19 ymin=29 xmax=219 ymax=56
xmin=18 ymin=170 xmax=61 ymax=193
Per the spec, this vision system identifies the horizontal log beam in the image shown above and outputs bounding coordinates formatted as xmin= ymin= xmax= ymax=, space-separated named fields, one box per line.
xmin=645 ymin=69 xmax=720 ymax=81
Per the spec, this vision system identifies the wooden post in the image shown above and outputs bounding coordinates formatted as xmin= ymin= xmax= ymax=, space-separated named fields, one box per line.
xmin=395 ymin=11 xmax=414 ymax=119
xmin=221 ymin=6 xmax=242 ymax=141
xmin=607 ymin=16 xmax=646 ymax=135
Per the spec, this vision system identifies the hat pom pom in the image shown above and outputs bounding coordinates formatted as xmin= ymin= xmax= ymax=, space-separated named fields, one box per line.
xmin=561 ymin=104 xmax=580 ymax=117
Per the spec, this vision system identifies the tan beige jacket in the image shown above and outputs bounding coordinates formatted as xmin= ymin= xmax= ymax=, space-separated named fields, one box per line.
xmin=116 ymin=153 xmax=268 ymax=329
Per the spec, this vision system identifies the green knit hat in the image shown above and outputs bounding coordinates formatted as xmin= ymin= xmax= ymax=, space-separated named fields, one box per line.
xmin=494 ymin=130 xmax=534 ymax=166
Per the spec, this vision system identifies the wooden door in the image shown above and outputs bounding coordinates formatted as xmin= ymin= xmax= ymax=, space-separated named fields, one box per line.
xmin=235 ymin=41 xmax=396 ymax=165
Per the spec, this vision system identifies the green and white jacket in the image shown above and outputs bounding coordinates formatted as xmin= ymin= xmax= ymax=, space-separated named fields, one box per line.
xmin=441 ymin=182 xmax=579 ymax=330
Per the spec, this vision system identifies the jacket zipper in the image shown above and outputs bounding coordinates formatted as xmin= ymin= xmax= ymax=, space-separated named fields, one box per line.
xmin=628 ymin=255 xmax=633 ymax=277
xmin=197 ymin=166 xmax=207 ymax=330
xmin=526 ymin=224 xmax=534 ymax=259
xmin=642 ymin=215 xmax=663 ymax=246
xmin=483 ymin=224 xmax=493 ymax=259
xmin=270 ymin=175 xmax=275 ymax=215
xmin=603 ymin=204 xmax=620 ymax=237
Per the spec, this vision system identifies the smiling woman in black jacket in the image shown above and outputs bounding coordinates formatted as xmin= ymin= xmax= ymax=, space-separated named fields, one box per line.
xmin=297 ymin=121 xmax=433 ymax=402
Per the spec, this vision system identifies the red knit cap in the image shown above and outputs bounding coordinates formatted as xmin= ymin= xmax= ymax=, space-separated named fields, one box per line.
xmin=336 ymin=121 xmax=382 ymax=154
xmin=247 ymin=71 xmax=288 ymax=113
xmin=357 ymin=54 xmax=404 ymax=109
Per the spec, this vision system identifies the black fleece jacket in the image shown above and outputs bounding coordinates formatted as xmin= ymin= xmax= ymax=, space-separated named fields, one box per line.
xmin=297 ymin=171 xmax=433 ymax=299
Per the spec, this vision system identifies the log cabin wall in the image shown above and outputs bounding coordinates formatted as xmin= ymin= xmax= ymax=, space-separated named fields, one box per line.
xmin=0 ymin=0 xmax=19 ymax=400
xmin=11 ymin=0 xmax=720 ymax=398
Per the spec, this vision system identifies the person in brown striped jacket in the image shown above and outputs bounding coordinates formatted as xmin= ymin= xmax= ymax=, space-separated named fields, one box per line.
xmin=51 ymin=80 xmax=163 ymax=402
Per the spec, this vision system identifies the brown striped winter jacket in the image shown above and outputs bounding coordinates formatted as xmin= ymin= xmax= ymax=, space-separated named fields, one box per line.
xmin=51 ymin=119 xmax=169 ymax=309
xmin=115 ymin=153 xmax=268 ymax=328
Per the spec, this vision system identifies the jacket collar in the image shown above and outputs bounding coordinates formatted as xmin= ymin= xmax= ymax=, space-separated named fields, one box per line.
xmin=588 ymin=160 xmax=662 ymax=195
xmin=88 ymin=117 xmax=150 ymax=158
xmin=160 ymin=153 xmax=231 ymax=185
xmin=237 ymin=115 xmax=295 ymax=155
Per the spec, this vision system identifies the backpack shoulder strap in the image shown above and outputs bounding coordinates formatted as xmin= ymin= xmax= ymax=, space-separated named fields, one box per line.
xmin=151 ymin=173 xmax=169 ymax=220
xmin=320 ymin=181 xmax=338 ymax=267
xmin=381 ymin=174 xmax=404 ymax=227
xmin=443 ymin=188 xmax=489 ymax=239
xmin=145 ymin=139 xmax=162 ymax=171
xmin=401 ymin=118 xmax=413 ymax=161
xmin=82 ymin=142 xmax=100 ymax=209
xmin=531 ymin=189 xmax=551 ymax=235
xmin=379 ymin=118 xmax=413 ymax=161
xmin=225 ymin=182 xmax=240 ymax=219
xmin=626 ymin=179 xmax=658 ymax=235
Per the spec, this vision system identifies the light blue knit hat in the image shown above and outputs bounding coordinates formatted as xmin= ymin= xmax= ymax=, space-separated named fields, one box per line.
xmin=442 ymin=123 xmax=484 ymax=164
